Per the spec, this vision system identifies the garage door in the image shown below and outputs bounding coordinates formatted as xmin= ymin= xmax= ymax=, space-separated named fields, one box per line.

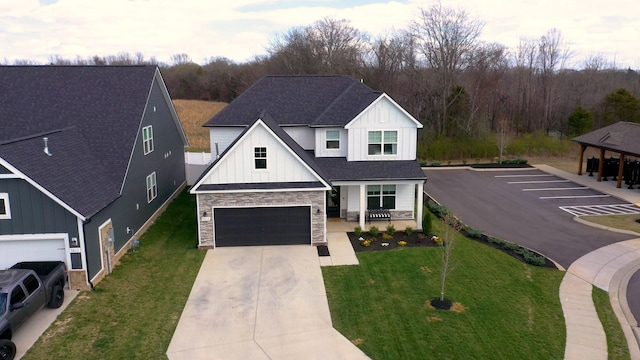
xmin=214 ymin=206 xmax=311 ymax=246
xmin=0 ymin=237 xmax=66 ymax=270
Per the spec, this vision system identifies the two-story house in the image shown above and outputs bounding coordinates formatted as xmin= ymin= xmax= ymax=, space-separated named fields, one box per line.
xmin=191 ymin=75 xmax=426 ymax=248
xmin=0 ymin=66 xmax=188 ymax=289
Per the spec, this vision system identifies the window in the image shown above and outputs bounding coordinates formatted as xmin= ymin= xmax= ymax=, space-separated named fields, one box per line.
xmin=0 ymin=193 xmax=10 ymax=219
xmin=11 ymin=286 xmax=26 ymax=307
xmin=146 ymin=172 xmax=157 ymax=203
xmin=368 ymin=131 xmax=397 ymax=155
xmin=254 ymin=147 xmax=267 ymax=169
xmin=326 ymin=130 xmax=340 ymax=149
xmin=143 ymin=125 xmax=154 ymax=155
xmin=367 ymin=185 xmax=396 ymax=209
xmin=23 ymin=275 xmax=40 ymax=295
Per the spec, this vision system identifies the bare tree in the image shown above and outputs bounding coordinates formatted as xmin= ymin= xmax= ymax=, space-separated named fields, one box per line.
xmin=439 ymin=213 xmax=461 ymax=302
xmin=537 ymin=28 xmax=571 ymax=131
xmin=411 ymin=2 xmax=484 ymax=136
xmin=496 ymin=115 xmax=513 ymax=163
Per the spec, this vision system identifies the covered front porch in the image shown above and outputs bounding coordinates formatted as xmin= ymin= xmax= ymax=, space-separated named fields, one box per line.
xmin=327 ymin=181 xmax=425 ymax=230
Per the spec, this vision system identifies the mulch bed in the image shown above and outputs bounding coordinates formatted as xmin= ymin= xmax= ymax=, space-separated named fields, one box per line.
xmin=347 ymin=231 xmax=439 ymax=252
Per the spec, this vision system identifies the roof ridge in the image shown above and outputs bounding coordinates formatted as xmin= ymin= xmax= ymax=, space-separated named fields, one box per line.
xmin=0 ymin=126 xmax=75 ymax=145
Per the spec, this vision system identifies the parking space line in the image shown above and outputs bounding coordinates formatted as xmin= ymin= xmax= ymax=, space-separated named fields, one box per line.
xmin=522 ymin=187 xmax=589 ymax=191
xmin=559 ymin=204 xmax=640 ymax=217
xmin=540 ymin=195 xmax=610 ymax=199
xmin=508 ymin=180 xmax=571 ymax=184
xmin=495 ymin=174 xmax=554 ymax=178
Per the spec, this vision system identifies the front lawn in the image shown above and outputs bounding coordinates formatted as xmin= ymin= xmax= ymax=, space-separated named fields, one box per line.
xmin=323 ymin=219 xmax=566 ymax=359
xmin=24 ymin=190 xmax=206 ymax=359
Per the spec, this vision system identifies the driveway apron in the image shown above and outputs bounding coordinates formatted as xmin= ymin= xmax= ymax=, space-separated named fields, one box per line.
xmin=167 ymin=245 xmax=368 ymax=360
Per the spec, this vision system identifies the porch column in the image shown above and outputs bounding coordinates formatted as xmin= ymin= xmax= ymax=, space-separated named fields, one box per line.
xmin=416 ymin=182 xmax=424 ymax=230
xmin=578 ymin=144 xmax=586 ymax=175
xmin=359 ymin=184 xmax=366 ymax=229
xmin=597 ymin=148 xmax=605 ymax=182
xmin=617 ymin=153 xmax=626 ymax=189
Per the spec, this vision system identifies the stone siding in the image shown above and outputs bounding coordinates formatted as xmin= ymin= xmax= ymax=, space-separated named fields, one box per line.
xmin=197 ymin=190 xmax=326 ymax=248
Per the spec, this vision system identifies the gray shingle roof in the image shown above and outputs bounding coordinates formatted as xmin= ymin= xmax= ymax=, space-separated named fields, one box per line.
xmin=573 ymin=121 xmax=640 ymax=156
xmin=203 ymin=75 xmax=381 ymax=127
xmin=312 ymin=156 xmax=427 ymax=182
xmin=0 ymin=65 xmax=160 ymax=218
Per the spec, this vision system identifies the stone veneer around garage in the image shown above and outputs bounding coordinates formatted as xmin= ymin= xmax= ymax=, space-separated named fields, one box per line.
xmin=197 ymin=190 xmax=326 ymax=248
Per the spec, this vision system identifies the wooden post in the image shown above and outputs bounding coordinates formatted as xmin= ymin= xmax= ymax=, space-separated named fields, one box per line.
xmin=578 ymin=144 xmax=586 ymax=175
xmin=597 ymin=148 xmax=605 ymax=182
xmin=617 ymin=153 xmax=625 ymax=188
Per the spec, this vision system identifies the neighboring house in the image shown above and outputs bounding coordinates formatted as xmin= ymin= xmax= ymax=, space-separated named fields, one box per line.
xmin=0 ymin=66 xmax=188 ymax=290
xmin=191 ymin=75 xmax=426 ymax=248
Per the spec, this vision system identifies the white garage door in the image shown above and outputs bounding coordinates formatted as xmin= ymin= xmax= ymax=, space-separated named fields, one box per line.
xmin=0 ymin=236 xmax=66 ymax=270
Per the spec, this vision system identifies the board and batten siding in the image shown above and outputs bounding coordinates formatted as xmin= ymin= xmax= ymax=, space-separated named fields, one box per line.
xmin=284 ymin=126 xmax=315 ymax=150
xmin=0 ymin=178 xmax=79 ymax=237
xmin=209 ymin=127 xmax=244 ymax=156
xmin=201 ymin=124 xmax=318 ymax=184
xmin=346 ymin=97 xmax=418 ymax=161
xmin=314 ymin=128 xmax=348 ymax=157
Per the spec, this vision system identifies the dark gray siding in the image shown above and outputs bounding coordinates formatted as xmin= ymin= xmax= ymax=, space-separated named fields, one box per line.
xmin=82 ymin=77 xmax=186 ymax=280
xmin=0 ymin=178 xmax=79 ymax=237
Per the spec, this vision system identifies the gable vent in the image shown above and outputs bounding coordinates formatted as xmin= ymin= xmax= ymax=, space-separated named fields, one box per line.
xmin=43 ymin=137 xmax=52 ymax=156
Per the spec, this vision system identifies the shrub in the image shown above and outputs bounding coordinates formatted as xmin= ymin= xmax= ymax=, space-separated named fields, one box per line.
xmin=397 ymin=240 xmax=407 ymax=246
xmin=369 ymin=226 xmax=379 ymax=237
xmin=502 ymin=242 xmax=518 ymax=251
xmin=422 ymin=208 xmax=433 ymax=234
xmin=360 ymin=239 xmax=372 ymax=247
xmin=430 ymin=161 xmax=441 ymax=166
xmin=354 ymin=226 xmax=362 ymax=238
xmin=382 ymin=233 xmax=393 ymax=241
xmin=428 ymin=201 xmax=449 ymax=219
xmin=405 ymin=226 xmax=413 ymax=236
xmin=466 ymin=228 xmax=483 ymax=239
xmin=487 ymin=237 xmax=505 ymax=246
xmin=516 ymin=248 xmax=547 ymax=266
xmin=386 ymin=224 xmax=395 ymax=235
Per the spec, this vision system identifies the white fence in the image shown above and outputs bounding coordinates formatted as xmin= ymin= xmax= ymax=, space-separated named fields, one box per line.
xmin=185 ymin=152 xmax=213 ymax=185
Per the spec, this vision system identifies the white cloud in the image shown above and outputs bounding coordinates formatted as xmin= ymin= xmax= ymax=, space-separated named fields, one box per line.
xmin=0 ymin=0 xmax=637 ymax=68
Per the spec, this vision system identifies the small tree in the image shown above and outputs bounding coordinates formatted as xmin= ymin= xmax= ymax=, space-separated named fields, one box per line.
xmin=439 ymin=214 xmax=461 ymax=302
xmin=422 ymin=207 xmax=433 ymax=235
xmin=496 ymin=115 xmax=512 ymax=164
xmin=567 ymin=106 xmax=593 ymax=136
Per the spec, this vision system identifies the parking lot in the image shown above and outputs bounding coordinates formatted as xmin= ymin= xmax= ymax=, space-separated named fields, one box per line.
xmin=424 ymin=167 xmax=636 ymax=269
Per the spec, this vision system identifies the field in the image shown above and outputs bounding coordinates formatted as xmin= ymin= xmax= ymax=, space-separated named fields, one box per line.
xmin=172 ymin=99 xmax=226 ymax=151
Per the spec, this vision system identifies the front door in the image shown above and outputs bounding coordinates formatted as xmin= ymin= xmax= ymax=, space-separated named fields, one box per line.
xmin=326 ymin=187 xmax=340 ymax=218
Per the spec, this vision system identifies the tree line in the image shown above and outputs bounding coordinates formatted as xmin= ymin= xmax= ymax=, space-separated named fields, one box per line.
xmin=5 ymin=3 xmax=640 ymax=140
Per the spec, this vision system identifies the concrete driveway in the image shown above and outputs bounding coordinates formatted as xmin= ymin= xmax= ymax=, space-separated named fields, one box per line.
xmin=167 ymin=245 xmax=368 ymax=360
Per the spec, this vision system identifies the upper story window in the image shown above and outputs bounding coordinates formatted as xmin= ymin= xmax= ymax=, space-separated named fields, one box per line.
xmin=368 ymin=130 xmax=397 ymax=155
xmin=143 ymin=125 xmax=154 ymax=155
xmin=326 ymin=130 xmax=340 ymax=149
xmin=254 ymin=147 xmax=267 ymax=169
xmin=0 ymin=193 xmax=10 ymax=219
xmin=146 ymin=172 xmax=157 ymax=203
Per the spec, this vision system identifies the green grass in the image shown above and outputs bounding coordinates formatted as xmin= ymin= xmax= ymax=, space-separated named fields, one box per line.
xmin=322 ymin=219 xmax=566 ymax=359
xmin=24 ymin=190 xmax=206 ymax=360
xmin=593 ymin=287 xmax=631 ymax=360
xmin=418 ymin=131 xmax=577 ymax=162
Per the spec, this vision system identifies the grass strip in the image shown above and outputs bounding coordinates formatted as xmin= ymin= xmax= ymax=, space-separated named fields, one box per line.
xmin=592 ymin=287 xmax=631 ymax=360
xmin=323 ymin=218 xmax=566 ymax=359
xmin=24 ymin=190 xmax=206 ymax=360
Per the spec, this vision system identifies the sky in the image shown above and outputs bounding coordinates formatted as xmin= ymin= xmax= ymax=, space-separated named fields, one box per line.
xmin=0 ymin=0 xmax=638 ymax=69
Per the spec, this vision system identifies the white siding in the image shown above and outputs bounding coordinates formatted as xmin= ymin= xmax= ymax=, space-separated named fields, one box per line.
xmin=315 ymin=128 xmax=348 ymax=157
xmin=284 ymin=126 xmax=315 ymax=150
xmin=346 ymin=97 xmax=418 ymax=161
xmin=201 ymin=124 xmax=319 ymax=184
xmin=209 ymin=127 xmax=243 ymax=156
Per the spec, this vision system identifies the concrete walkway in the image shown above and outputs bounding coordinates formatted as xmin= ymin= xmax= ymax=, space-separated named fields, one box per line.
xmin=534 ymin=164 xmax=640 ymax=359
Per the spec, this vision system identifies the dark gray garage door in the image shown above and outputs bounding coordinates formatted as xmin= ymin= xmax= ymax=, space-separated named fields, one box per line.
xmin=214 ymin=206 xmax=311 ymax=246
